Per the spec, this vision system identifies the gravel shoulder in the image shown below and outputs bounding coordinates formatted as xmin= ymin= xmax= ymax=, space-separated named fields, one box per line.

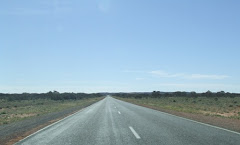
xmin=0 ymin=99 xmax=101 ymax=145
xmin=118 ymin=98 xmax=240 ymax=133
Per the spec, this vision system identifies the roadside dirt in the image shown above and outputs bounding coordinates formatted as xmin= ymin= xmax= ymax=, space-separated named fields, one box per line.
xmin=0 ymin=101 xmax=98 ymax=145
xmin=129 ymin=102 xmax=240 ymax=133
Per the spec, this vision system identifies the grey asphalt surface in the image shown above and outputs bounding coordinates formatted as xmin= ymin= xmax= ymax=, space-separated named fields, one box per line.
xmin=15 ymin=96 xmax=240 ymax=145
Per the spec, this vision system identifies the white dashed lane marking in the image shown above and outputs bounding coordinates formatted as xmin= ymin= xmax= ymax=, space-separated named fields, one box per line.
xmin=129 ymin=126 xmax=141 ymax=139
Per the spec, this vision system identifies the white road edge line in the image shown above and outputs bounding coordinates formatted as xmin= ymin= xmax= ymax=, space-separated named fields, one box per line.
xmin=129 ymin=126 xmax=141 ymax=139
xmin=162 ymin=111 xmax=240 ymax=136
xmin=118 ymin=111 xmax=121 ymax=114
xmin=14 ymin=99 xmax=104 ymax=144
xmin=115 ymin=98 xmax=240 ymax=136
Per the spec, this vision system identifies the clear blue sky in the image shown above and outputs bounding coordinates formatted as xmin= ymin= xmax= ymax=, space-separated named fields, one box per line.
xmin=1 ymin=0 xmax=240 ymax=93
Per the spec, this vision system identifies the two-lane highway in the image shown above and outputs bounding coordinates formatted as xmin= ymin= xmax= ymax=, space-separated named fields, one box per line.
xmin=15 ymin=96 xmax=240 ymax=145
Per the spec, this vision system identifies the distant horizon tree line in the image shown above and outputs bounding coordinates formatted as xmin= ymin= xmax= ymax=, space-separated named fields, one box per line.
xmin=0 ymin=90 xmax=239 ymax=101
xmin=0 ymin=91 xmax=103 ymax=101
xmin=113 ymin=90 xmax=240 ymax=99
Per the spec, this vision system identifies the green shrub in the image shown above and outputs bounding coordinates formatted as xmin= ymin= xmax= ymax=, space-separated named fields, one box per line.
xmin=3 ymin=121 xmax=8 ymax=124
xmin=1 ymin=112 xmax=6 ymax=115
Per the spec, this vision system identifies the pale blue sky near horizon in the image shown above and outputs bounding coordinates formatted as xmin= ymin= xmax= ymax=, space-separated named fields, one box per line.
xmin=0 ymin=0 xmax=240 ymax=93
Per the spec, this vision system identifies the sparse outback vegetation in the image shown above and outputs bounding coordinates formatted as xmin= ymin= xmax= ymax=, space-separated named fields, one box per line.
xmin=0 ymin=92 xmax=103 ymax=125
xmin=116 ymin=97 xmax=240 ymax=119
xmin=0 ymin=98 xmax=103 ymax=125
xmin=114 ymin=91 xmax=240 ymax=119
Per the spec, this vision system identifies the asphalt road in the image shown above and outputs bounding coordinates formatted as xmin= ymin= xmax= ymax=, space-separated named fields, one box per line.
xmin=15 ymin=96 xmax=240 ymax=145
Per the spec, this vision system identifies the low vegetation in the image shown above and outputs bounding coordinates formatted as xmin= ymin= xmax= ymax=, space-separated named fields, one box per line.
xmin=114 ymin=91 xmax=240 ymax=119
xmin=0 ymin=92 xmax=103 ymax=125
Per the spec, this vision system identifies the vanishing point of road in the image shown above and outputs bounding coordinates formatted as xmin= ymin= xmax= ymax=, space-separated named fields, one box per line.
xmin=15 ymin=96 xmax=240 ymax=145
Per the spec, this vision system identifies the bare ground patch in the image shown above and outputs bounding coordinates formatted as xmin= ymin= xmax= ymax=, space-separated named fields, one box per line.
xmin=120 ymin=99 xmax=240 ymax=133
xmin=0 ymin=98 xmax=103 ymax=145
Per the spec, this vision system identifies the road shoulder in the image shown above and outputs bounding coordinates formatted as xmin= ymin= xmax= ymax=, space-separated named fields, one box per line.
xmin=116 ymin=98 xmax=240 ymax=133
xmin=0 ymin=98 xmax=103 ymax=145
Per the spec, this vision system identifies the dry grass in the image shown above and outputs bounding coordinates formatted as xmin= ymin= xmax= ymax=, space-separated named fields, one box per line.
xmin=0 ymin=97 xmax=103 ymax=125
xmin=116 ymin=97 xmax=240 ymax=119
